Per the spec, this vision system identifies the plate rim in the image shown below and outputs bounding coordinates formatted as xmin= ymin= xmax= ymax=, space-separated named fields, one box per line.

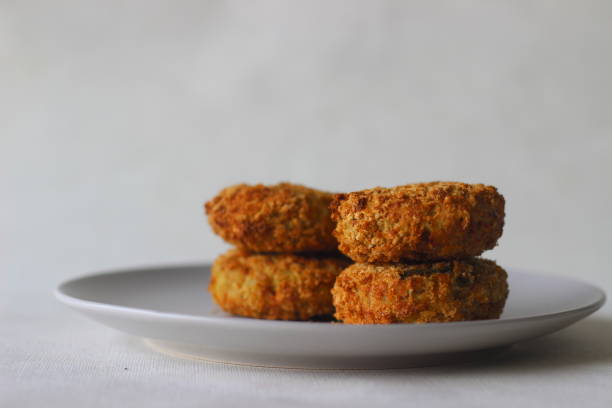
xmin=54 ymin=262 xmax=607 ymax=330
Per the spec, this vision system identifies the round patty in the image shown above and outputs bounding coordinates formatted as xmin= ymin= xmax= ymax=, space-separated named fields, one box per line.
xmin=209 ymin=249 xmax=352 ymax=321
xmin=330 ymin=182 xmax=505 ymax=262
xmin=332 ymin=258 xmax=508 ymax=324
xmin=205 ymin=183 xmax=338 ymax=253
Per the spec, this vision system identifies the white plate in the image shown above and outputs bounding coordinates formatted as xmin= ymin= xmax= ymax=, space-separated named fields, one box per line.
xmin=55 ymin=264 xmax=605 ymax=369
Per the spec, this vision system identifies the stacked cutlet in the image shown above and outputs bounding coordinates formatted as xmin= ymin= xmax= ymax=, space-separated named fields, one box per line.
xmin=330 ymin=182 xmax=509 ymax=324
xmin=205 ymin=183 xmax=351 ymax=321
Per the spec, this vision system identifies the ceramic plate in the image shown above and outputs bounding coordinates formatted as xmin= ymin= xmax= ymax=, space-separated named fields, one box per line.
xmin=55 ymin=264 xmax=605 ymax=369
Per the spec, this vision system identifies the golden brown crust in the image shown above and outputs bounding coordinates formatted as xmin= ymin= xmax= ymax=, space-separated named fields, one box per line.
xmin=332 ymin=258 xmax=508 ymax=324
xmin=205 ymin=183 xmax=338 ymax=253
xmin=209 ymin=249 xmax=352 ymax=321
xmin=330 ymin=182 xmax=505 ymax=262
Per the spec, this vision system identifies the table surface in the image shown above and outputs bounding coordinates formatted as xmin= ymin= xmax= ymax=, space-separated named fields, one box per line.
xmin=3 ymin=280 xmax=611 ymax=408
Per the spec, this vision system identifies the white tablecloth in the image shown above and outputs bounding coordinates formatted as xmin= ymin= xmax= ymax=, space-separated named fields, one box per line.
xmin=3 ymin=283 xmax=611 ymax=408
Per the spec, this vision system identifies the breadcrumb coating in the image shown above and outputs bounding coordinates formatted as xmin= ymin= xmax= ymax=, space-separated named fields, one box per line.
xmin=205 ymin=183 xmax=338 ymax=253
xmin=209 ymin=249 xmax=352 ymax=321
xmin=332 ymin=258 xmax=508 ymax=324
xmin=330 ymin=182 xmax=505 ymax=262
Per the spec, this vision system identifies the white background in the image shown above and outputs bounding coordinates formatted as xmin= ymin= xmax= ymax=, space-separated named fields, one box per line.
xmin=2 ymin=1 xmax=612 ymax=407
